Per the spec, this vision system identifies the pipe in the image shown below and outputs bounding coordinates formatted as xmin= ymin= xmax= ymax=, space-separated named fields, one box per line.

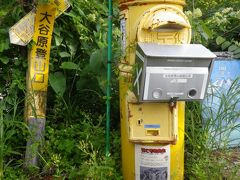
xmin=106 ymin=0 xmax=113 ymax=157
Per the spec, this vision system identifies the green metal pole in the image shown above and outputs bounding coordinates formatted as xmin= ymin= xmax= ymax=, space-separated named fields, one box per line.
xmin=106 ymin=0 xmax=113 ymax=157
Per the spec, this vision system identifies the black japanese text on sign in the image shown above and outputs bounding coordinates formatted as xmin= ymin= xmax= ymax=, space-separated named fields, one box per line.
xmin=30 ymin=5 xmax=56 ymax=91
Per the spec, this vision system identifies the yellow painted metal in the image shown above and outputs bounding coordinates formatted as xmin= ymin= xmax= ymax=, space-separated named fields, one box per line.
xmin=128 ymin=102 xmax=178 ymax=144
xmin=119 ymin=0 xmax=191 ymax=179
xmin=170 ymin=101 xmax=185 ymax=179
xmin=120 ymin=77 xmax=136 ymax=178
xmin=117 ymin=0 xmax=186 ymax=7
xmin=137 ymin=5 xmax=191 ymax=44
xmin=120 ymin=84 xmax=185 ymax=179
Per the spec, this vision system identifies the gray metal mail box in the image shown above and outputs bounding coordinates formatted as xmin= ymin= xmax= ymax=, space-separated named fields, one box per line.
xmin=133 ymin=43 xmax=216 ymax=101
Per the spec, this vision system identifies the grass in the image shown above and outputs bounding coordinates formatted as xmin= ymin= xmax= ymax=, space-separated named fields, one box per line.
xmin=185 ymin=77 xmax=240 ymax=179
xmin=0 ymin=101 xmax=4 ymax=180
xmin=1 ymin=78 xmax=240 ymax=179
xmin=0 ymin=72 xmax=239 ymax=179
xmin=0 ymin=92 xmax=29 ymax=180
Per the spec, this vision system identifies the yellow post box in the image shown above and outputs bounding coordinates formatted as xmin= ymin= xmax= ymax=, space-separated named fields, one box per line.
xmin=118 ymin=0 xmax=216 ymax=179
xmin=118 ymin=0 xmax=191 ymax=179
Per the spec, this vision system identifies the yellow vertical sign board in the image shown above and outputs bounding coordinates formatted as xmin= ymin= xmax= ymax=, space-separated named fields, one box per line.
xmin=29 ymin=4 xmax=56 ymax=91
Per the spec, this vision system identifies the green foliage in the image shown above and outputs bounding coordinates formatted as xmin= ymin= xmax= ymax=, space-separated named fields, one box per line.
xmin=47 ymin=0 xmax=121 ymax=123
xmin=216 ymin=36 xmax=240 ymax=58
xmin=0 ymin=2 xmax=27 ymax=108
xmin=186 ymin=0 xmax=240 ymax=15
xmin=185 ymin=4 xmax=240 ymax=56
xmin=185 ymin=78 xmax=240 ymax=179
xmin=0 ymin=0 xmax=121 ymax=178
xmin=60 ymin=61 xmax=79 ymax=70
xmin=49 ymin=72 xmax=66 ymax=97
xmin=1 ymin=0 xmax=239 ymax=179
xmin=48 ymin=0 xmax=121 ymax=104
xmin=185 ymin=8 xmax=213 ymax=45
xmin=39 ymin=112 xmax=122 ymax=179
xmin=46 ymin=0 xmax=121 ymax=178
xmin=0 ymin=93 xmax=29 ymax=179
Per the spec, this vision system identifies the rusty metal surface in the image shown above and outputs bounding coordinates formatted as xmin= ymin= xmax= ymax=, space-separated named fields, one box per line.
xmin=117 ymin=0 xmax=186 ymax=7
xmin=119 ymin=0 xmax=190 ymax=179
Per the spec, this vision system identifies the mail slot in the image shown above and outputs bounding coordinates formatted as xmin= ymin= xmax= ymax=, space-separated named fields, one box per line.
xmin=133 ymin=43 xmax=216 ymax=101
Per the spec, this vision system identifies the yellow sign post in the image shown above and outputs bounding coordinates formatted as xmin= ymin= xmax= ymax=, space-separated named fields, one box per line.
xmin=5 ymin=0 xmax=69 ymax=168
xmin=117 ymin=0 xmax=191 ymax=179
xmin=24 ymin=3 xmax=57 ymax=167
xmin=7 ymin=1 xmax=70 ymax=168
xmin=7 ymin=0 xmax=71 ymax=168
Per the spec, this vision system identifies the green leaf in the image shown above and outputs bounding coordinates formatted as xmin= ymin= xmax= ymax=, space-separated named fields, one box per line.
xmin=96 ymin=3 xmax=108 ymax=13
xmin=66 ymin=39 xmax=78 ymax=57
xmin=76 ymin=76 xmax=100 ymax=91
xmin=49 ymin=72 xmax=66 ymax=97
xmin=234 ymin=53 xmax=240 ymax=59
xmin=59 ymin=52 xmax=71 ymax=58
xmin=0 ymin=38 xmax=10 ymax=52
xmin=97 ymin=73 xmax=107 ymax=92
xmin=233 ymin=48 xmax=240 ymax=55
xmin=89 ymin=48 xmax=107 ymax=71
xmin=221 ymin=41 xmax=231 ymax=50
xmin=198 ymin=22 xmax=213 ymax=41
xmin=55 ymin=35 xmax=63 ymax=46
xmin=0 ymin=56 xmax=9 ymax=64
xmin=60 ymin=62 xmax=79 ymax=70
xmin=228 ymin=45 xmax=239 ymax=52
xmin=76 ymin=78 xmax=89 ymax=91
xmin=216 ymin=36 xmax=226 ymax=45
xmin=57 ymin=139 xmax=75 ymax=153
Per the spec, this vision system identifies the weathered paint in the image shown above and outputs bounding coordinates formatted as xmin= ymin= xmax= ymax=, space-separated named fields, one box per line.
xmin=117 ymin=0 xmax=186 ymax=10
xmin=119 ymin=0 xmax=190 ymax=179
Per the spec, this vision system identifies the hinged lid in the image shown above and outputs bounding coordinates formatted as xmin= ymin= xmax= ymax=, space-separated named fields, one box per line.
xmin=137 ymin=43 xmax=217 ymax=59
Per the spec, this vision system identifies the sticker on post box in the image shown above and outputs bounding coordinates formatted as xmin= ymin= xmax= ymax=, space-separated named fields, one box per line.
xmin=135 ymin=144 xmax=170 ymax=180
xmin=120 ymin=18 xmax=126 ymax=54
xmin=144 ymin=124 xmax=160 ymax=129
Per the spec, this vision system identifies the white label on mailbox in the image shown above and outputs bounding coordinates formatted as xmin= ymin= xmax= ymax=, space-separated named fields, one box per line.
xmin=120 ymin=18 xmax=126 ymax=54
xmin=135 ymin=144 xmax=170 ymax=180
xmin=163 ymin=74 xmax=193 ymax=79
xmin=170 ymin=79 xmax=187 ymax=83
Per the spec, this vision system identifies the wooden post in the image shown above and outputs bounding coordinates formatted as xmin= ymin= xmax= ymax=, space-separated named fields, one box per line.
xmin=24 ymin=4 xmax=56 ymax=168
xmin=9 ymin=0 xmax=70 ymax=169
xmin=24 ymin=88 xmax=47 ymax=167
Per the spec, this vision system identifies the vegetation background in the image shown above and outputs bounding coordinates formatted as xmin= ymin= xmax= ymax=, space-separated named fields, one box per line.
xmin=0 ymin=0 xmax=240 ymax=179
